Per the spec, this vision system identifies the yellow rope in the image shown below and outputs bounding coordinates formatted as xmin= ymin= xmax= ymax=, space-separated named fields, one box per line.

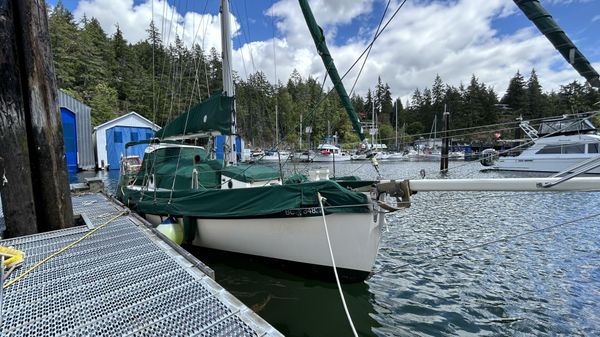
xmin=0 ymin=246 xmax=24 ymax=267
xmin=2 ymin=211 xmax=127 ymax=289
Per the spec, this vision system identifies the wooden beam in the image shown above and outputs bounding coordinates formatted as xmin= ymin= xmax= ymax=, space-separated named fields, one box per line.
xmin=0 ymin=0 xmax=38 ymax=237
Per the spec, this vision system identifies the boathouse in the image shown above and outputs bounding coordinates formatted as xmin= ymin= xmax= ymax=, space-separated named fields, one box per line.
xmin=58 ymin=90 xmax=95 ymax=172
xmin=214 ymin=135 xmax=244 ymax=161
xmin=93 ymin=112 xmax=160 ymax=170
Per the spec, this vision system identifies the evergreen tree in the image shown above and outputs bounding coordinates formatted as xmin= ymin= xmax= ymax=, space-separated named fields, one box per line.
xmin=79 ymin=18 xmax=112 ymax=98
xmin=502 ymin=71 xmax=528 ymax=118
xmin=48 ymin=1 xmax=81 ymax=88
xmin=526 ymin=69 xmax=546 ymax=119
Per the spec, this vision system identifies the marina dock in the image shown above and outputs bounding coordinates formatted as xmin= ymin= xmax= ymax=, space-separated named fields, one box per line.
xmin=0 ymin=192 xmax=281 ymax=336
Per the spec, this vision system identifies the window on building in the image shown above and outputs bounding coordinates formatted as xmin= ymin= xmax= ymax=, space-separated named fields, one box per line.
xmin=114 ymin=131 xmax=123 ymax=143
xmin=588 ymin=143 xmax=599 ymax=153
xmin=131 ymin=132 xmax=139 ymax=142
xmin=562 ymin=144 xmax=585 ymax=154
xmin=536 ymin=145 xmax=561 ymax=154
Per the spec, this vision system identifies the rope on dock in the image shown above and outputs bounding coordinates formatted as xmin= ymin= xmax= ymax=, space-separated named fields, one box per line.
xmin=317 ymin=192 xmax=358 ymax=337
xmin=2 ymin=211 xmax=127 ymax=289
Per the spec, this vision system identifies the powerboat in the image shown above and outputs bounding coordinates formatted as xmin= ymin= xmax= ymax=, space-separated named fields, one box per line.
xmin=482 ymin=114 xmax=600 ymax=174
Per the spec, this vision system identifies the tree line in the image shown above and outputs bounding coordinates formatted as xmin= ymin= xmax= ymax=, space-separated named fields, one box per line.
xmin=49 ymin=2 xmax=599 ymax=149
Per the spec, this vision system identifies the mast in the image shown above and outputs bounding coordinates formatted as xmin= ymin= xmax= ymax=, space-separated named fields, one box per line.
xmin=371 ymin=100 xmax=375 ymax=148
xmin=299 ymin=113 xmax=303 ymax=149
xmin=513 ymin=0 xmax=599 ymax=88
xmin=395 ymin=102 xmax=398 ymax=151
xmin=221 ymin=0 xmax=237 ymax=164
xmin=298 ymin=0 xmax=365 ymax=141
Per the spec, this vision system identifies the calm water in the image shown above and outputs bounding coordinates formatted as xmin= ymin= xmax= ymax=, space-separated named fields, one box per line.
xmin=80 ymin=160 xmax=600 ymax=336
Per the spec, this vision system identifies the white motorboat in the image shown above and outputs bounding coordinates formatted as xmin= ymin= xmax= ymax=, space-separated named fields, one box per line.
xmin=483 ymin=115 xmax=600 ymax=174
xmin=312 ymin=144 xmax=351 ymax=162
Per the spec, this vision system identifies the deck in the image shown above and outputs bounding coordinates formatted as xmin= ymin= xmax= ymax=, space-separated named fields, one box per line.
xmin=0 ymin=192 xmax=281 ymax=336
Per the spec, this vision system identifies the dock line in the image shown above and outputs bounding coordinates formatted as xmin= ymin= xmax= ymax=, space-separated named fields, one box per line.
xmin=317 ymin=192 xmax=359 ymax=337
xmin=2 ymin=211 xmax=127 ymax=289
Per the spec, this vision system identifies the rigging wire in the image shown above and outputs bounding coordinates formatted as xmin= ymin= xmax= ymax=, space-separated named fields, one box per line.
xmin=348 ymin=0 xmax=392 ymax=97
xmin=300 ymin=0 xmax=409 ymax=141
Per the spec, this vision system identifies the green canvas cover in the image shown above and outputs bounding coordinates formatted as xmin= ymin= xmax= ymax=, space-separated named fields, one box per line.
xmin=121 ymin=180 xmax=370 ymax=218
xmin=514 ymin=0 xmax=599 ymax=87
xmin=134 ymin=146 xmax=223 ymax=190
xmin=221 ymin=165 xmax=280 ymax=183
xmin=154 ymin=92 xmax=234 ymax=138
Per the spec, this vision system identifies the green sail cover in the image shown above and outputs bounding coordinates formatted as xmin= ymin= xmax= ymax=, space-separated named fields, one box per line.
xmin=299 ymin=0 xmax=366 ymax=141
xmin=121 ymin=180 xmax=370 ymax=218
xmin=221 ymin=165 xmax=281 ymax=183
xmin=514 ymin=0 xmax=599 ymax=87
xmin=134 ymin=146 xmax=223 ymax=190
xmin=155 ymin=92 xmax=234 ymax=138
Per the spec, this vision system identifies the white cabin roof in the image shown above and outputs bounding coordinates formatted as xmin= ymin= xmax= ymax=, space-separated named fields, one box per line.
xmin=93 ymin=112 xmax=160 ymax=132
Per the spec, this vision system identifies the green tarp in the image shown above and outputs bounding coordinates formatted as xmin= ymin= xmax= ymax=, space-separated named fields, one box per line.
xmin=121 ymin=180 xmax=370 ymax=218
xmin=221 ymin=165 xmax=281 ymax=183
xmin=154 ymin=93 xmax=234 ymax=138
xmin=134 ymin=146 xmax=223 ymax=190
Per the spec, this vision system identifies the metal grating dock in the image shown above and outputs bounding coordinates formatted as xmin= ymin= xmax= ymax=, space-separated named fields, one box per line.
xmin=1 ymin=193 xmax=281 ymax=336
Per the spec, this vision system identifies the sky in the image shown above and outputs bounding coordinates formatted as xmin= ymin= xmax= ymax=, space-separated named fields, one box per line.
xmin=50 ymin=0 xmax=600 ymax=103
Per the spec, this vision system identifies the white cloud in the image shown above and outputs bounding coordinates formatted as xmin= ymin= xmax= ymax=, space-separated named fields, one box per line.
xmin=593 ymin=15 xmax=600 ymax=22
xmin=73 ymin=0 xmax=232 ymax=52
xmin=72 ymin=0 xmax=592 ymax=103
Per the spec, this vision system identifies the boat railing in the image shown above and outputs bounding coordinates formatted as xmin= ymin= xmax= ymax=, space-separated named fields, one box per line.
xmin=519 ymin=121 xmax=539 ymax=140
xmin=540 ymin=155 xmax=600 ymax=188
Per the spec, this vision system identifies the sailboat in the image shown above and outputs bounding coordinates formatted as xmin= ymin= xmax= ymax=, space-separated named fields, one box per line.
xmin=116 ymin=0 xmax=389 ymax=278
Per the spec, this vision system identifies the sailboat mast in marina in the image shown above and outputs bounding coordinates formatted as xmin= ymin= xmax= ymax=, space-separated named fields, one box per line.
xmin=221 ymin=0 xmax=236 ymax=165
xmin=117 ymin=0 xmax=393 ymax=280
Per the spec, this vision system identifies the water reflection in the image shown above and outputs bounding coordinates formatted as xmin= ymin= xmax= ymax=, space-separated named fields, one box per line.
xmin=184 ymin=246 xmax=380 ymax=337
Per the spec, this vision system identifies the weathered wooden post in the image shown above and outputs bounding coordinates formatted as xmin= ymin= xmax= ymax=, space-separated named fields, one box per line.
xmin=0 ymin=0 xmax=39 ymax=237
xmin=0 ymin=0 xmax=73 ymax=237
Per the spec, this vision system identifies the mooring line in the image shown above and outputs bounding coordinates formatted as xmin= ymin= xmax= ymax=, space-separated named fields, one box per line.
xmin=2 ymin=211 xmax=127 ymax=289
xmin=317 ymin=192 xmax=358 ymax=337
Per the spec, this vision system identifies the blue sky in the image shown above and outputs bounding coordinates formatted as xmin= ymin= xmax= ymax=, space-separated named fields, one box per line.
xmin=50 ymin=0 xmax=600 ymax=100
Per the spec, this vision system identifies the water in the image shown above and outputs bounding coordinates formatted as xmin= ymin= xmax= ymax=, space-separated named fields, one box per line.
xmin=80 ymin=160 xmax=600 ymax=336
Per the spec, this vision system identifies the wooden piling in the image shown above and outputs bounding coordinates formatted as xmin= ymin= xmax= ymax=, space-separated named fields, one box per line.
xmin=440 ymin=106 xmax=450 ymax=172
xmin=0 ymin=0 xmax=38 ymax=237
xmin=0 ymin=0 xmax=73 ymax=237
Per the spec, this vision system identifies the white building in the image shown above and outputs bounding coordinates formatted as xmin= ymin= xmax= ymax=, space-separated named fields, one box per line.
xmin=93 ymin=112 xmax=160 ymax=170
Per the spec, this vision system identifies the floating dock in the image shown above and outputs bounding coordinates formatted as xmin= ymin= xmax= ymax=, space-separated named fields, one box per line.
xmin=0 ymin=192 xmax=281 ymax=336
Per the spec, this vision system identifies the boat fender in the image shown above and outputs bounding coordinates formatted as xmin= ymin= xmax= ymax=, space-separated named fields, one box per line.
xmin=156 ymin=217 xmax=184 ymax=245
xmin=480 ymin=149 xmax=498 ymax=167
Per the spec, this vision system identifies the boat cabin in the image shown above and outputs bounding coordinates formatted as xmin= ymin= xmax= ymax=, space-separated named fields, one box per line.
xmin=537 ymin=114 xmax=597 ymax=136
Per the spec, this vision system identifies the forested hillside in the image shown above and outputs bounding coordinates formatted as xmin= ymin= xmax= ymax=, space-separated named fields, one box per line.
xmin=48 ymin=3 xmax=599 ymax=149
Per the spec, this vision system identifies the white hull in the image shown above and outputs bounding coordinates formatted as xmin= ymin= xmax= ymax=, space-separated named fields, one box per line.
xmin=312 ymin=154 xmax=352 ymax=162
xmin=258 ymin=154 xmax=291 ymax=161
xmin=494 ymin=155 xmax=600 ymax=174
xmin=145 ymin=207 xmax=383 ymax=273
